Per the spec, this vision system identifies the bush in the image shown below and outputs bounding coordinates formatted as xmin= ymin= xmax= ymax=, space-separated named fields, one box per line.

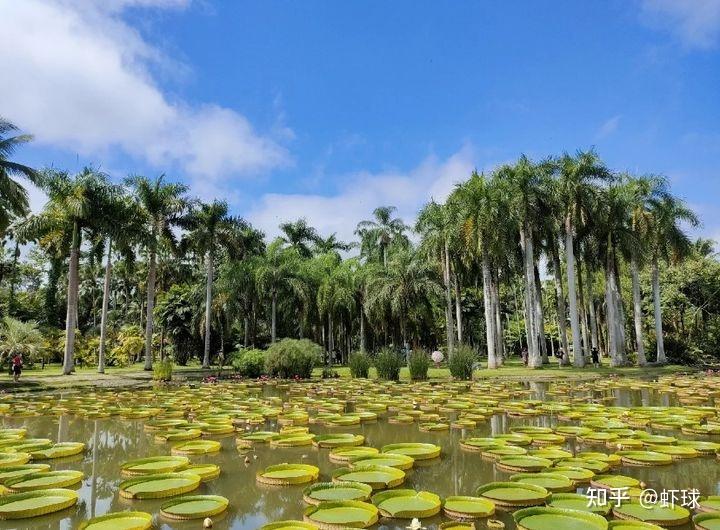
xmin=264 ymin=338 xmax=322 ymax=379
xmin=153 ymin=359 xmax=173 ymax=382
xmin=348 ymin=351 xmax=371 ymax=378
xmin=0 ymin=317 xmax=44 ymax=366
xmin=108 ymin=325 xmax=144 ymax=367
xmin=375 ymin=348 xmax=402 ymax=381
xmin=448 ymin=344 xmax=476 ymax=380
xmin=232 ymin=348 xmax=266 ymax=378
xmin=321 ymin=366 xmax=339 ymax=379
xmin=407 ymin=350 xmax=430 ymax=381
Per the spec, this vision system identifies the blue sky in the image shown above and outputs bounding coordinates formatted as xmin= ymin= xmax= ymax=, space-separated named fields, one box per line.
xmin=1 ymin=0 xmax=719 ymax=244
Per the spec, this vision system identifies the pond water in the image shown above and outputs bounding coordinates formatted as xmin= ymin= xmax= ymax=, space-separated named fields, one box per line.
xmin=1 ymin=379 xmax=718 ymax=530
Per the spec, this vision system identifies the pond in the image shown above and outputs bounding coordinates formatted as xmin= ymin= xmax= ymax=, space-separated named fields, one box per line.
xmin=1 ymin=376 xmax=719 ymax=530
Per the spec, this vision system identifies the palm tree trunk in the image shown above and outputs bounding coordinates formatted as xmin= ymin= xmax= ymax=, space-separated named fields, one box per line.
xmin=63 ymin=221 xmax=80 ymax=375
xmin=576 ymin=262 xmax=591 ymax=360
xmin=359 ymin=307 xmax=366 ymax=352
xmin=652 ymin=255 xmax=665 ymax=363
xmin=202 ymin=250 xmax=213 ymax=369
xmin=534 ymin=265 xmax=548 ymax=364
xmin=520 ymin=224 xmax=541 ymax=368
xmin=493 ymin=276 xmax=504 ymax=364
xmin=630 ymin=256 xmax=647 ymax=366
xmin=482 ymin=252 xmax=497 ymax=368
xmin=8 ymin=241 xmax=19 ymax=316
xmin=564 ymin=220 xmax=584 ymax=367
xmin=328 ymin=313 xmax=334 ymax=360
xmin=551 ymin=243 xmax=570 ymax=365
xmin=244 ymin=316 xmax=250 ymax=348
xmin=454 ymin=274 xmax=463 ymax=343
xmin=271 ymin=290 xmax=277 ymax=342
xmin=98 ymin=238 xmax=112 ymax=374
xmin=143 ymin=244 xmax=156 ymax=371
xmin=586 ymin=265 xmax=599 ymax=350
xmin=443 ymin=242 xmax=455 ymax=356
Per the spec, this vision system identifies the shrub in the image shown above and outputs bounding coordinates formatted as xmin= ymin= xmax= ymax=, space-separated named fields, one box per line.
xmin=0 ymin=317 xmax=44 ymax=366
xmin=232 ymin=348 xmax=266 ymax=378
xmin=375 ymin=347 xmax=402 ymax=381
xmin=153 ymin=359 xmax=173 ymax=382
xmin=407 ymin=350 xmax=430 ymax=381
xmin=348 ymin=351 xmax=371 ymax=378
xmin=321 ymin=366 xmax=339 ymax=379
xmin=448 ymin=344 xmax=477 ymax=380
xmin=108 ymin=325 xmax=144 ymax=367
xmin=264 ymin=338 xmax=322 ymax=379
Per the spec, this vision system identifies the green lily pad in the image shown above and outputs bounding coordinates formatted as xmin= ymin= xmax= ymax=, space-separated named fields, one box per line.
xmin=29 ymin=442 xmax=85 ymax=460
xmin=590 ymin=475 xmax=641 ymax=490
xmin=261 ymin=521 xmax=318 ymax=530
xmin=514 ymin=506 xmax=609 ymax=530
xmin=185 ymin=463 xmax=220 ymax=481
xmin=607 ymin=521 xmax=663 ymax=530
xmin=550 ymin=466 xmax=595 ymax=484
xmin=78 ymin=511 xmax=153 ymax=530
xmin=694 ymin=512 xmax=720 ymax=530
xmin=5 ymin=470 xmax=83 ymax=492
xmin=270 ymin=433 xmax=316 ymax=447
xmin=313 ymin=434 xmax=364 ymax=448
xmin=443 ymin=495 xmax=495 ymax=518
xmin=612 ymin=502 xmax=690 ymax=526
xmin=332 ymin=464 xmax=405 ymax=490
xmin=548 ymin=493 xmax=612 ymax=516
xmin=350 ymin=453 xmax=414 ymax=470
xmin=119 ymin=472 xmax=201 ymax=499
xmin=0 ymin=488 xmax=78 ymax=519
xmin=381 ymin=443 xmax=440 ymax=460
xmin=459 ymin=438 xmax=505 ymax=452
xmin=303 ymin=500 xmax=379 ymax=529
xmin=476 ymin=482 xmax=549 ymax=507
xmin=121 ymin=456 xmax=190 ymax=476
xmin=0 ymin=465 xmax=51 ymax=484
xmin=698 ymin=496 xmax=720 ymax=513
xmin=160 ymin=494 xmax=229 ymax=519
xmin=618 ymin=451 xmax=673 ymax=466
xmin=257 ymin=463 xmax=319 ymax=485
xmin=170 ymin=440 xmax=221 ymax=455
xmin=329 ymin=446 xmax=379 ymax=464
xmin=496 ymin=456 xmax=552 ymax=473
xmin=303 ymin=482 xmax=372 ymax=505
xmin=371 ymin=489 xmax=441 ymax=518
xmin=0 ymin=452 xmax=31 ymax=467
xmin=509 ymin=473 xmax=573 ymax=492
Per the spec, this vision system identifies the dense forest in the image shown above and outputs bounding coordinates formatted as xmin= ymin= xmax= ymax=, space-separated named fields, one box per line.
xmin=1 ymin=117 xmax=719 ymax=374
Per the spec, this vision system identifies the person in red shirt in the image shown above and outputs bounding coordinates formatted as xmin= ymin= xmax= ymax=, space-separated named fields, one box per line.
xmin=11 ymin=354 xmax=22 ymax=382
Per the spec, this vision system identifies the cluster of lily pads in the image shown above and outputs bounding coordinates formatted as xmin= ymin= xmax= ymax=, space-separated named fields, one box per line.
xmin=0 ymin=374 xmax=719 ymax=529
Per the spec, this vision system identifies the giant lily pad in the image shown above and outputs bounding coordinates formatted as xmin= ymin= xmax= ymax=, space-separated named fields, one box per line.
xmin=514 ymin=506 xmax=609 ymax=530
xmin=119 ymin=472 xmax=201 ymax=499
xmin=30 ymin=442 xmax=85 ymax=460
xmin=0 ymin=465 xmax=51 ymax=484
xmin=606 ymin=522 xmax=663 ymax=530
xmin=476 ymin=482 xmax=550 ymax=507
xmin=313 ymin=434 xmax=364 ymax=448
xmin=381 ymin=443 xmax=440 ymax=460
xmin=0 ymin=488 xmax=78 ymax=519
xmin=329 ymin=446 xmax=378 ymax=464
xmin=170 ymin=440 xmax=221 ymax=455
xmin=509 ymin=472 xmax=573 ymax=492
xmin=261 ymin=521 xmax=318 ymax=530
xmin=496 ymin=455 xmax=552 ymax=473
xmin=548 ymin=493 xmax=612 ymax=516
xmin=257 ymin=463 xmax=319 ymax=485
xmin=185 ymin=463 xmax=220 ymax=481
xmin=612 ymin=502 xmax=690 ymax=526
xmin=79 ymin=511 xmax=153 ymax=530
xmin=371 ymin=489 xmax=441 ymax=518
xmin=160 ymin=494 xmax=229 ymax=520
xmin=303 ymin=500 xmax=378 ymax=529
xmin=5 ymin=470 xmax=83 ymax=492
xmin=332 ymin=464 xmax=405 ymax=490
xmin=698 ymin=496 xmax=720 ymax=513
xmin=270 ymin=433 xmax=315 ymax=447
xmin=0 ymin=452 xmax=31 ymax=467
xmin=350 ymin=453 xmax=414 ymax=470
xmin=443 ymin=495 xmax=495 ymax=518
xmin=121 ymin=456 xmax=189 ymax=476
xmin=303 ymin=482 xmax=372 ymax=505
xmin=694 ymin=512 xmax=720 ymax=530
xmin=618 ymin=451 xmax=673 ymax=466
xmin=550 ymin=466 xmax=595 ymax=485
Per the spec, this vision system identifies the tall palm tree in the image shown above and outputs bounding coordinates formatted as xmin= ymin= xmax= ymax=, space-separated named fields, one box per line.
xmin=556 ymin=150 xmax=612 ymax=367
xmin=182 ymin=200 xmax=248 ymax=368
xmin=18 ymin=168 xmax=112 ymax=374
xmin=356 ymin=206 xmax=409 ymax=267
xmin=255 ymin=239 xmax=307 ymax=342
xmin=416 ymin=200 xmax=456 ymax=356
xmin=496 ymin=156 xmax=551 ymax=368
xmin=279 ymin=218 xmax=319 ymax=258
xmin=0 ymin=118 xmax=39 ymax=233
xmin=648 ymin=193 xmax=698 ymax=363
xmin=127 ymin=175 xmax=188 ymax=371
xmin=313 ymin=233 xmax=351 ymax=256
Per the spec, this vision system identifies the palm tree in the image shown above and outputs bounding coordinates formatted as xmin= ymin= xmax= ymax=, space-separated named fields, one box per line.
xmin=0 ymin=317 xmax=44 ymax=365
xmin=416 ymin=200 xmax=456 ymax=356
xmin=182 ymin=200 xmax=248 ymax=368
xmin=279 ymin=218 xmax=319 ymax=258
xmin=356 ymin=206 xmax=409 ymax=267
xmin=0 ymin=118 xmax=39 ymax=233
xmin=127 ymin=175 xmax=188 ymax=371
xmin=316 ymin=253 xmax=355 ymax=359
xmin=255 ymin=239 xmax=307 ymax=342
xmin=556 ymin=150 xmax=612 ymax=367
xmin=648 ymin=192 xmax=699 ymax=363
xmin=18 ymin=168 xmax=112 ymax=374
xmin=314 ymin=233 xmax=352 ymax=256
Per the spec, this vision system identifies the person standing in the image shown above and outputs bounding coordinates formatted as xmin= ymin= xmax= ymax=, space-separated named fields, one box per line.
xmin=591 ymin=347 xmax=600 ymax=368
xmin=11 ymin=353 xmax=22 ymax=383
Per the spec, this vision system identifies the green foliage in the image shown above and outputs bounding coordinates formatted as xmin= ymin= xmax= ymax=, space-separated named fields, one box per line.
xmin=73 ymin=333 xmax=99 ymax=367
xmin=348 ymin=351 xmax=371 ymax=378
xmin=153 ymin=359 xmax=173 ymax=382
xmin=0 ymin=317 xmax=44 ymax=365
xmin=108 ymin=325 xmax=144 ymax=367
xmin=407 ymin=349 xmax=430 ymax=381
xmin=320 ymin=366 xmax=339 ymax=379
xmin=448 ymin=344 xmax=476 ymax=379
xmin=264 ymin=338 xmax=322 ymax=379
xmin=231 ymin=348 xmax=266 ymax=378
xmin=155 ymin=284 xmax=202 ymax=366
xmin=374 ymin=347 xmax=402 ymax=381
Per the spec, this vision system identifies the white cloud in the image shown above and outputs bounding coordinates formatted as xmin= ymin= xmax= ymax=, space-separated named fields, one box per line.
xmin=595 ymin=115 xmax=621 ymax=140
xmin=247 ymin=145 xmax=478 ymax=243
xmin=641 ymin=0 xmax=720 ymax=49
xmin=0 ymin=0 xmax=289 ymax=181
